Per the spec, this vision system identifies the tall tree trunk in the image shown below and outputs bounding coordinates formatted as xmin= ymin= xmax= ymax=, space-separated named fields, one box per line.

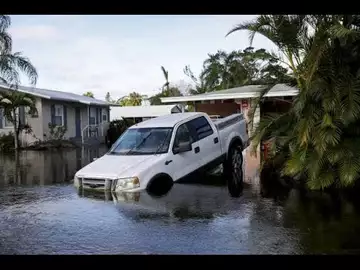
xmin=13 ymin=108 xmax=19 ymax=150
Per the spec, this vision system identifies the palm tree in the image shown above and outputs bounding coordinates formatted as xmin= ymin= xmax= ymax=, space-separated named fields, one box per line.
xmin=0 ymin=16 xmax=37 ymax=87
xmin=0 ymin=15 xmax=38 ymax=150
xmin=0 ymin=15 xmax=11 ymax=53
xmin=161 ymin=66 xmax=170 ymax=92
xmin=0 ymin=91 xmax=37 ymax=150
xmin=227 ymin=15 xmax=360 ymax=190
xmin=83 ymin=91 xmax=94 ymax=98
xmin=200 ymin=50 xmax=250 ymax=91
xmin=118 ymin=92 xmax=146 ymax=106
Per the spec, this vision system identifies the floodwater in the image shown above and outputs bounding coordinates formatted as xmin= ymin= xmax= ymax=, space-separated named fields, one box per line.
xmin=1 ymin=147 xmax=360 ymax=254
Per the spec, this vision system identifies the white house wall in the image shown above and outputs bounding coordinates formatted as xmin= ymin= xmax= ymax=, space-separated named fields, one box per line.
xmin=42 ymin=99 xmax=90 ymax=140
xmin=0 ymin=97 xmax=44 ymax=146
xmin=21 ymin=97 xmax=44 ymax=145
xmin=1 ymin=96 xmax=110 ymax=146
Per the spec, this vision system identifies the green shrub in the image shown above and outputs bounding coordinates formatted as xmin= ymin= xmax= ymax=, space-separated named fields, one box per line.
xmin=106 ymin=119 xmax=134 ymax=146
xmin=0 ymin=132 xmax=15 ymax=152
xmin=48 ymin=123 xmax=67 ymax=140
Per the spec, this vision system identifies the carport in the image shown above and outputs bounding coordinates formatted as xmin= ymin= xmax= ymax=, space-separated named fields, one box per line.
xmin=110 ymin=104 xmax=184 ymax=123
xmin=160 ymin=84 xmax=298 ymax=136
xmin=160 ymin=84 xmax=298 ymax=172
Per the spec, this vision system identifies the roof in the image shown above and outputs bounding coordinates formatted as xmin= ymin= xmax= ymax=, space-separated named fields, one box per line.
xmin=110 ymin=105 xmax=182 ymax=121
xmin=160 ymin=83 xmax=299 ymax=103
xmin=130 ymin=112 xmax=202 ymax=128
xmin=0 ymin=83 xmax=110 ymax=106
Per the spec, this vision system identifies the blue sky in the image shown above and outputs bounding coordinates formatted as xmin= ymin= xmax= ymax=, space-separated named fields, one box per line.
xmin=9 ymin=15 xmax=276 ymax=100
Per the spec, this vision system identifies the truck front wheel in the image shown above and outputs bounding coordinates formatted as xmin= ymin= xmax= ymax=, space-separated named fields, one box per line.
xmin=224 ymin=142 xmax=244 ymax=197
xmin=146 ymin=175 xmax=174 ymax=197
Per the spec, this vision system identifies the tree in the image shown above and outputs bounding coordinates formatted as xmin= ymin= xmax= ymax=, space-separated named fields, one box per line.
xmin=118 ymin=91 xmax=145 ymax=106
xmin=184 ymin=48 xmax=292 ymax=95
xmin=83 ymin=91 xmax=94 ymax=98
xmin=0 ymin=92 xmax=37 ymax=150
xmin=200 ymin=50 xmax=250 ymax=91
xmin=183 ymin=65 xmax=208 ymax=95
xmin=0 ymin=15 xmax=38 ymax=150
xmin=148 ymin=66 xmax=183 ymax=105
xmin=227 ymin=15 xmax=360 ymax=190
xmin=149 ymin=86 xmax=182 ymax=105
xmin=161 ymin=66 xmax=170 ymax=92
xmin=105 ymin=92 xmax=114 ymax=103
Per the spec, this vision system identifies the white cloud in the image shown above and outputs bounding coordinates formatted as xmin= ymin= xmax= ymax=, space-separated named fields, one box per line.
xmin=10 ymin=25 xmax=60 ymax=40
xmin=8 ymin=15 xmax=277 ymax=100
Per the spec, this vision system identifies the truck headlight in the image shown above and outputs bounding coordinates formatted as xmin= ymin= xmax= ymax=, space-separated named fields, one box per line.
xmin=116 ymin=177 xmax=140 ymax=189
xmin=74 ymin=176 xmax=82 ymax=188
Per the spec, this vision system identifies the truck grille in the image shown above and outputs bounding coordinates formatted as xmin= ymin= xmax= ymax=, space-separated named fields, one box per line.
xmin=83 ymin=178 xmax=106 ymax=188
xmin=81 ymin=178 xmax=115 ymax=191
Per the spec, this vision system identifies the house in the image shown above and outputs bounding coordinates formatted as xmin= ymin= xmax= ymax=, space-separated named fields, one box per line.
xmin=110 ymin=104 xmax=184 ymax=123
xmin=160 ymin=84 xmax=298 ymax=135
xmin=160 ymin=84 xmax=299 ymax=175
xmin=0 ymin=83 xmax=111 ymax=146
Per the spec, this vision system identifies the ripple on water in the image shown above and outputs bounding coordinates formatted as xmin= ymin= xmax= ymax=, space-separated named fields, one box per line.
xmin=1 ymin=148 xmax=360 ymax=254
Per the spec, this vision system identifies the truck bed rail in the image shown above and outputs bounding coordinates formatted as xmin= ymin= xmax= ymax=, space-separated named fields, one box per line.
xmin=214 ymin=113 xmax=245 ymax=131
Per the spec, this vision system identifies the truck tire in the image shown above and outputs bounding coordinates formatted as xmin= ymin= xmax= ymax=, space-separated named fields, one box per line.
xmin=146 ymin=174 xmax=174 ymax=197
xmin=224 ymin=142 xmax=244 ymax=197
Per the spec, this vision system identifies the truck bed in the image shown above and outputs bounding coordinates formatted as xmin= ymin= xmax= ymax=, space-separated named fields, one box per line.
xmin=212 ymin=113 xmax=245 ymax=131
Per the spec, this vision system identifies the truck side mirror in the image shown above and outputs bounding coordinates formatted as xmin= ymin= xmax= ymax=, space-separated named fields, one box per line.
xmin=173 ymin=141 xmax=192 ymax=154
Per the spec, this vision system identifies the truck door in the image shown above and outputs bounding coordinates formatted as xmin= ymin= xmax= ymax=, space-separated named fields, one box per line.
xmin=170 ymin=122 xmax=202 ymax=181
xmin=187 ymin=116 xmax=222 ymax=168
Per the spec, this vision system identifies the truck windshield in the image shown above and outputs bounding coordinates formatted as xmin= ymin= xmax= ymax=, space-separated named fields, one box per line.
xmin=108 ymin=127 xmax=173 ymax=155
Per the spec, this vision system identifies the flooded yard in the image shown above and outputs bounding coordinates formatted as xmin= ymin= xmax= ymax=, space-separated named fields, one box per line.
xmin=1 ymin=146 xmax=360 ymax=254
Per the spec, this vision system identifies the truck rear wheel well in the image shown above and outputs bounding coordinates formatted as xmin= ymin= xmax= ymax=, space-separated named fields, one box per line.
xmin=146 ymin=173 xmax=174 ymax=197
xmin=227 ymin=137 xmax=243 ymax=158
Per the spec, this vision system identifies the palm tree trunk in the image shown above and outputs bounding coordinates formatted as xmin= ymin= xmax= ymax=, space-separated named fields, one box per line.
xmin=13 ymin=108 xmax=19 ymax=150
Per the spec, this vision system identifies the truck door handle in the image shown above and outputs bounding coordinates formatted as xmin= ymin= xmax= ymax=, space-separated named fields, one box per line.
xmin=194 ymin=146 xmax=200 ymax=153
xmin=165 ymin=160 xmax=173 ymax=165
xmin=214 ymin=137 xmax=219 ymax=144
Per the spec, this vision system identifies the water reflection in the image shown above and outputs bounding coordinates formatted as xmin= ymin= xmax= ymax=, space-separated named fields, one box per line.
xmin=2 ymin=147 xmax=360 ymax=254
xmin=0 ymin=147 xmax=108 ymax=188
xmin=78 ymin=182 xmax=240 ymax=221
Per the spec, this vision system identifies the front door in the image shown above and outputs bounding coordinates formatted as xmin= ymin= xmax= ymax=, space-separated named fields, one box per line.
xmin=75 ymin=107 xmax=81 ymax=137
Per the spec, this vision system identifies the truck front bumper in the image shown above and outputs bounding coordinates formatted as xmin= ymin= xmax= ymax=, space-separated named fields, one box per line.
xmin=74 ymin=176 xmax=143 ymax=193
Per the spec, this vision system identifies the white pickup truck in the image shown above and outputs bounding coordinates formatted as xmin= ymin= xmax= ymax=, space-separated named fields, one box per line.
xmin=74 ymin=112 xmax=249 ymax=197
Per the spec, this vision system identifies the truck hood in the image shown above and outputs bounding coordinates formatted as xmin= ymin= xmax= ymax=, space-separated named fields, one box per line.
xmin=75 ymin=154 xmax=159 ymax=179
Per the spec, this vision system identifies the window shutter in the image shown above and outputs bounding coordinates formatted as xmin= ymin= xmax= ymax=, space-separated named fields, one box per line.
xmin=63 ymin=105 xmax=67 ymax=127
xmin=96 ymin=107 xmax=99 ymax=124
xmin=51 ymin=104 xmax=55 ymax=125
xmin=0 ymin=108 xmax=3 ymax=129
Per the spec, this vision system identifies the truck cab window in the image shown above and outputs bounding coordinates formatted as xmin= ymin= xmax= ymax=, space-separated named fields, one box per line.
xmin=174 ymin=124 xmax=192 ymax=148
xmin=188 ymin=116 xmax=214 ymax=141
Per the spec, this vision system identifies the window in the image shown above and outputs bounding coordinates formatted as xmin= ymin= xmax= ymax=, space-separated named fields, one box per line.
xmin=173 ymin=124 xmax=193 ymax=149
xmin=102 ymin=108 xmax=108 ymax=122
xmin=54 ymin=105 xmax=64 ymax=126
xmin=0 ymin=108 xmax=14 ymax=128
xmin=4 ymin=114 xmax=13 ymax=127
xmin=109 ymin=127 xmax=173 ymax=155
xmin=89 ymin=107 xmax=96 ymax=125
xmin=187 ymin=116 xmax=213 ymax=141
